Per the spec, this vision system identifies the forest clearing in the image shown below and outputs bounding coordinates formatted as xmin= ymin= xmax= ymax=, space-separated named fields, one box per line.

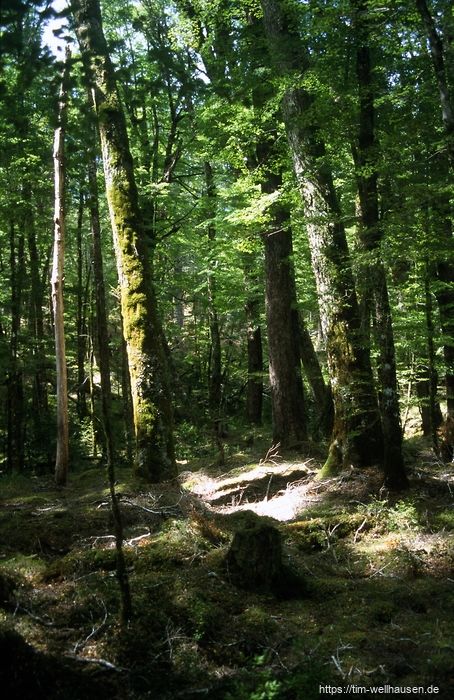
xmin=1 ymin=0 xmax=454 ymax=697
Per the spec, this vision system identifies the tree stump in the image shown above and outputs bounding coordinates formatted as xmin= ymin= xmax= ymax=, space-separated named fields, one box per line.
xmin=224 ymin=512 xmax=307 ymax=598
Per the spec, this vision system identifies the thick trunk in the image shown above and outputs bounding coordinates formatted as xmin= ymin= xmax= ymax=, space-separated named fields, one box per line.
xmin=261 ymin=0 xmax=382 ymax=471
xmin=352 ymin=0 xmax=407 ymax=488
xmin=72 ymin=0 xmax=175 ymax=481
xmin=264 ymin=214 xmax=307 ymax=448
xmin=51 ymin=51 xmax=70 ymax=487
xmin=88 ymin=144 xmax=132 ymax=623
xmin=255 ymin=133 xmax=307 ymax=448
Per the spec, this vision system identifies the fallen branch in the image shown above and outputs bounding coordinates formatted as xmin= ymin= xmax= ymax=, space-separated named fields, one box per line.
xmin=66 ymin=654 xmax=126 ymax=672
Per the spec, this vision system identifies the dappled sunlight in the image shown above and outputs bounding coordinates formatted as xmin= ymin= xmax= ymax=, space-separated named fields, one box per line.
xmin=182 ymin=459 xmax=324 ymax=521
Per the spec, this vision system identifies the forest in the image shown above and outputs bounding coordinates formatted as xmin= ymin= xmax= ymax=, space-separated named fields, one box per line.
xmin=0 ymin=0 xmax=453 ymax=697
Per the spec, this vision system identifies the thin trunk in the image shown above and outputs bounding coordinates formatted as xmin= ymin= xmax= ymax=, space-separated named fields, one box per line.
xmin=424 ymin=267 xmax=443 ymax=448
xmin=26 ymin=189 xmax=50 ymax=464
xmin=76 ymin=189 xmax=88 ymax=418
xmin=260 ymin=0 xmax=382 ymax=472
xmin=416 ymin=0 xmax=454 ymax=415
xmin=52 ymin=50 xmax=71 ymax=487
xmin=432 ymin=197 xmax=454 ymax=417
xmin=72 ymin=0 xmax=175 ymax=481
xmin=120 ymin=325 xmax=134 ymax=466
xmin=243 ymin=253 xmax=263 ymax=426
xmin=415 ymin=0 xmax=454 ymax=166
xmin=298 ymin=316 xmax=333 ymax=437
xmin=7 ymin=219 xmax=25 ymax=474
xmin=88 ymin=146 xmax=132 ymax=623
xmin=204 ymin=162 xmax=224 ymax=461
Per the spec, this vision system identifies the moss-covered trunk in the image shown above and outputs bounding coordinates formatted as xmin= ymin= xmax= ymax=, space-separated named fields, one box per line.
xmin=72 ymin=0 xmax=175 ymax=481
xmin=261 ymin=0 xmax=382 ymax=472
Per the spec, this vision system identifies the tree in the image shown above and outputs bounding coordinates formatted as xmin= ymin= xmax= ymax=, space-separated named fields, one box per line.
xmin=415 ymin=0 xmax=454 ymax=417
xmin=351 ymin=0 xmax=408 ymax=488
xmin=87 ymin=127 xmax=132 ymax=623
xmin=260 ymin=0 xmax=383 ymax=474
xmin=52 ymin=49 xmax=71 ymax=487
xmin=71 ymin=0 xmax=176 ymax=481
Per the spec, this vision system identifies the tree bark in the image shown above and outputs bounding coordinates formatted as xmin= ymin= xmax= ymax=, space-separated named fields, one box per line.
xmin=416 ymin=0 xmax=454 ymax=416
xmin=76 ymin=188 xmax=88 ymax=419
xmin=72 ymin=0 xmax=175 ymax=481
xmin=51 ymin=50 xmax=71 ymax=487
xmin=352 ymin=0 xmax=408 ymax=488
xmin=415 ymin=0 xmax=454 ymax=166
xmin=262 ymin=188 xmax=307 ymax=448
xmin=87 ymin=140 xmax=132 ymax=623
xmin=243 ymin=253 xmax=263 ymax=426
xmin=204 ymin=162 xmax=224 ymax=461
xmin=260 ymin=0 xmax=382 ymax=472
xmin=6 ymin=219 xmax=25 ymax=474
xmin=298 ymin=315 xmax=333 ymax=437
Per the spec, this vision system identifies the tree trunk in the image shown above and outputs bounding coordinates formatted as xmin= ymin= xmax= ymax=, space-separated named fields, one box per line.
xmin=260 ymin=0 xmax=382 ymax=472
xmin=243 ymin=253 xmax=263 ymax=425
xmin=415 ymin=0 xmax=454 ymax=166
xmin=263 ymin=192 xmax=307 ymax=448
xmin=51 ymin=50 xmax=71 ymax=487
xmin=72 ymin=0 xmax=175 ymax=481
xmin=87 ymin=142 xmax=132 ymax=623
xmin=76 ymin=188 xmax=88 ymax=419
xmin=253 ymin=117 xmax=307 ymax=448
xmin=204 ymin=162 xmax=224 ymax=461
xmin=298 ymin=316 xmax=333 ymax=437
xmin=6 ymin=219 xmax=25 ymax=474
xmin=416 ymin=0 xmax=454 ymax=416
xmin=26 ymin=187 xmax=50 ymax=466
xmin=352 ymin=0 xmax=407 ymax=488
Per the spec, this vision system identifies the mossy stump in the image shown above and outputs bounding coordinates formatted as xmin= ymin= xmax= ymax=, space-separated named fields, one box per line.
xmin=224 ymin=513 xmax=307 ymax=599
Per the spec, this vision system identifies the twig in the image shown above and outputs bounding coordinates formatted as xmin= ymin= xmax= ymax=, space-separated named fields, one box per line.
xmin=125 ymin=531 xmax=151 ymax=546
xmin=66 ymin=655 xmax=126 ymax=672
xmin=17 ymin=605 xmax=55 ymax=627
xmin=353 ymin=517 xmax=368 ymax=543
xmin=259 ymin=443 xmax=281 ymax=466
xmin=73 ymin=600 xmax=108 ymax=653
xmin=122 ymin=498 xmax=182 ymax=516
xmin=264 ymin=475 xmax=273 ymax=501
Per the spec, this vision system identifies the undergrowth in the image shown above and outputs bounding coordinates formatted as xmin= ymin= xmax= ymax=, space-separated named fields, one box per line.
xmin=0 ymin=442 xmax=453 ymax=699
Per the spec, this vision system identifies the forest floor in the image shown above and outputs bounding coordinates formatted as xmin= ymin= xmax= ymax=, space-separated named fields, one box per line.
xmin=0 ymin=434 xmax=453 ymax=699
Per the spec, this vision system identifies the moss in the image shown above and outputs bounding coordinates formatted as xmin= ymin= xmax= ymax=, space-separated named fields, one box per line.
xmin=432 ymin=509 xmax=454 ymax=531
xmin=285 ymin=512 xmax=369 ymax=551
xmin=318 ymin=439 xmax=342 ymax=478
xmin=43 ymin=547 xmax=119 ymax=580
